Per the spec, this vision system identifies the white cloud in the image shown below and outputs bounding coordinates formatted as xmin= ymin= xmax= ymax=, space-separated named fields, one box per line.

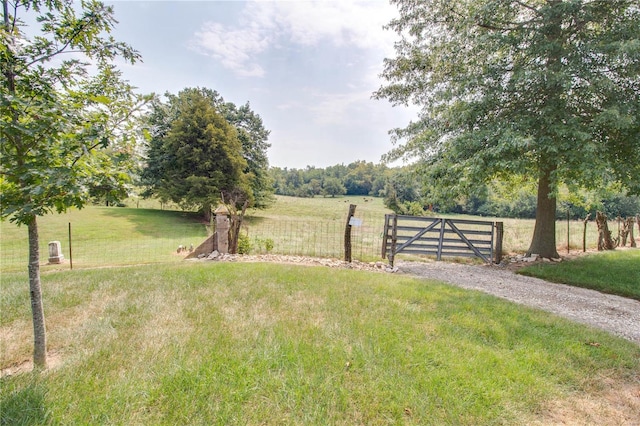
xmin=191 ymin=22 xmax=269 ymax=77
xmin=190 ymin=1 xmax=398 ymax=77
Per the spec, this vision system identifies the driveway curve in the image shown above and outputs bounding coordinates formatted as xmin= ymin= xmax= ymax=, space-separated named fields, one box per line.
xmin=397 ymin=260 xmax=640 ymax=346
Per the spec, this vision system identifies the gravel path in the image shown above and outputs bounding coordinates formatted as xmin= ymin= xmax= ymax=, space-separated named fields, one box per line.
xmin=397 ymin=260 xmax=640 ymax=346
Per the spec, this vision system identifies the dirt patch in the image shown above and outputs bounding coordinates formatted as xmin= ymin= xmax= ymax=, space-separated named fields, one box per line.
xmin=1 ymin=349 xmax=63 ymax=377
xmin=533 ymin=381 xmax=640 ymax=425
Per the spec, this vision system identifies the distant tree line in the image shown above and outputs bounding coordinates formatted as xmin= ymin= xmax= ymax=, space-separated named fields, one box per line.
xmin=270 ymin=163 xmax=640 ymax=220
xmin=270 ymin=161 xmax=389 ymax=198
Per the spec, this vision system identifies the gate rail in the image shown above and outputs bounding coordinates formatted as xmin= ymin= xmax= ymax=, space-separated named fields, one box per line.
xmin=382 ymin=215 xmax=503 ymax=266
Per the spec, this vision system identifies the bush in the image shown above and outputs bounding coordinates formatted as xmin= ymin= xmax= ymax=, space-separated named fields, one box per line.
xmin=237 ymin=233 xmax=252 ymax=254
xmin=253 ymin=237 xmax=275 ymax=253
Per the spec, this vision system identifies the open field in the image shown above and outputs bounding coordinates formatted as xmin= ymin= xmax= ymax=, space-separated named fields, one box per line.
xmin=0 ymin=195 xmax=630 ymax=271
xmin=2 ymin=262 xmax=639 ymax=424
xmin=242 ymin=196 xmax=629 ymax=260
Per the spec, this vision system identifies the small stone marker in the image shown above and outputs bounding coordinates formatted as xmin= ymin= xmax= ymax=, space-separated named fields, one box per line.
xmin=48 ymin=241 xmax=64 ymax=264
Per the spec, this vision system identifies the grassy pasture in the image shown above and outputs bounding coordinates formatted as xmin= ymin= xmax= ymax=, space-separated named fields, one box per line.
xmin=244 ymin=195 xmax=613 ymax=261
xmin=0 ymin=194 xmax=632 ymax=272
xmin=2 ymin=262 xmax=639 ymax=424
xmin=0 ymin=207 xmax=207 ymax=272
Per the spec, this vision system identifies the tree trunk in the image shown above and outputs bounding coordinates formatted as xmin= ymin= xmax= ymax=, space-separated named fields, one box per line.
xmin=28 ymin=217 xmax=47 ymax=369
xmin=527 ymin=166 xmax=559 ymax=258
xmin=228 ymin=200 xmax=248 ymax=254
xmin=620 ymin=217 xmax=631 ymax=247
xmin=627 ymin=217 xmax=635 ymax=248
xmin=596 ymin=211 xmax=615 ymax=251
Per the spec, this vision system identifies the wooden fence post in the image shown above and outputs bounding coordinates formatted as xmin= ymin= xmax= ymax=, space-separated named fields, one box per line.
xmin=494 ymin=222 xmax=503 ymax=264
xmin=582 ymin=214 xmax=590 ymax=253
xmin=389 ymin=215 xmax=398 ymax=267
xmin=344 ymin=204 xmax=356 ymax=262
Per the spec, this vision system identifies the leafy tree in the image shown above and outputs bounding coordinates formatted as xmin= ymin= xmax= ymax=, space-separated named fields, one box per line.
xmin=383 ymin=167 xmax=424 ymax=214
xmin=375 ymin=0 xmax=640 ymax=258
xmin=1 ymin=0 xmax=145 ymax=369
xmin=141 ymin=88 xmax=272 ymax=213
xmin=223 ymin=102 xmax=273 ymax=208
xmin=141 ymin=88 xmax=248 ymax=217
xmin=344 ymin=161 xmax=375 ymax=195
xmin=322 ymin=177 xmax=347 ymax=198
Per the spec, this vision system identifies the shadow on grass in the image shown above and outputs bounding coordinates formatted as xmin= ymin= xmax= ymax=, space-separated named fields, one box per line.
xmin=242 ymin=215 xmax=267 ymax=226
xmin=0 ymin=380 xmax=49 ymax=425
xmin=104 ymin=207 xmax=207 ymax=238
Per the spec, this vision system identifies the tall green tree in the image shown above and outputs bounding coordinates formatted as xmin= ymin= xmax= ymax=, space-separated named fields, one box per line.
xmin=141 ymin=88 xmax=249 ymax=216
xmin=1 ymin=0 xmax=145 ymax=369
xmin=322 ymin=177 xmax=347 ymax=198
xmin=220 ymin=101 xmax=273 ymax=208
xmin=375 ymin=0 xmax=640 ymax=258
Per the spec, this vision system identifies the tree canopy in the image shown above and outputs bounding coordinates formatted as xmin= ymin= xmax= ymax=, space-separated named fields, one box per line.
xmin=141 ymin=87 xmax=272 ymax=214
xmin=375 ymin=0 xmax=640 ymax=258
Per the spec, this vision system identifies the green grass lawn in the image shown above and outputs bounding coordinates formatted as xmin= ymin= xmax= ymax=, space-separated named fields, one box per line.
xmin=0 ymin=207 xmax=207 ymax=272
xmin=518 ymin=249 xmax=640 ymax=300
xmin=2 ymin=263 xmax=639 ymax=424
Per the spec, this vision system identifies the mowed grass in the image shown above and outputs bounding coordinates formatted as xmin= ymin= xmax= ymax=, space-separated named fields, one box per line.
xmin=2 ymin=262 xmax=639 ymax=424
xmin=518 ymin=249 xmax=640 ymax=300
xmin=0 ymin=206 xmax=207 ymax=272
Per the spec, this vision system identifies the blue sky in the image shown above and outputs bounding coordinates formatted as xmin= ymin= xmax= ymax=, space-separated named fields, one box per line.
xmin=105 ymin=0 xmax=417 ymax=169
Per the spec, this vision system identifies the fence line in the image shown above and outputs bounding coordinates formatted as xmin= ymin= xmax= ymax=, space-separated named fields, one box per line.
xmin=1 ymin=213 xmax=636 ymax=273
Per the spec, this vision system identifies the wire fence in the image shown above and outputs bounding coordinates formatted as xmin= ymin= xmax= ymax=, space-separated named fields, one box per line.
xmin=0 ymin=209 xmax=386 ymax=272
xmin=1 ymin=211 xmax=637 ymax=273
xmin=241 ymin=210 xmax=385 ymax=261
xmin=0 ymin=222 xmax=207 ymax=272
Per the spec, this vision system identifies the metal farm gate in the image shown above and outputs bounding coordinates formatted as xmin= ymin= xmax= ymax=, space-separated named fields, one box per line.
xmin=382 ymin=215 xmax=503 ymax=266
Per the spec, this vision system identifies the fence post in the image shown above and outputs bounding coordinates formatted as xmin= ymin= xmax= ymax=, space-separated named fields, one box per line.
xmin=344 ymin=204 xmax=356 ymax=262
xmin=68 ymin=222 xmax=73 ymax=270
xmin=494 ymin=222 xmax=503 ymax=264
xmin=382 ymin=214 xmax=388 ymax=259
xmin=567 ymin=210 xmax=570 ymax=254
xmin=389 ymin=215 xmax=398 ymax=267
xmin=582 ymin=214 xmax=590 ymax=252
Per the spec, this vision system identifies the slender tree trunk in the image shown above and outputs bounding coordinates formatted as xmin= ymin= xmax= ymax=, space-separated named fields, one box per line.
xmin=527 ymin=165 xmax=559 ymax=258
xmin=28 ymin=217 xmax=47 ymax=369
xmin=5 ymin=0 xmax=47 ymax=369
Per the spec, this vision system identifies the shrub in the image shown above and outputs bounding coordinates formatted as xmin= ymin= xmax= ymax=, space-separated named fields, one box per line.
xmin=237 ymin=233 xmax=252 ymax=254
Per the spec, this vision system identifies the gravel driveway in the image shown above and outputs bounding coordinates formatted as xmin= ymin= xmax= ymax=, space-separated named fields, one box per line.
xmin=396 ymin=260 xmax=640 ymax=345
